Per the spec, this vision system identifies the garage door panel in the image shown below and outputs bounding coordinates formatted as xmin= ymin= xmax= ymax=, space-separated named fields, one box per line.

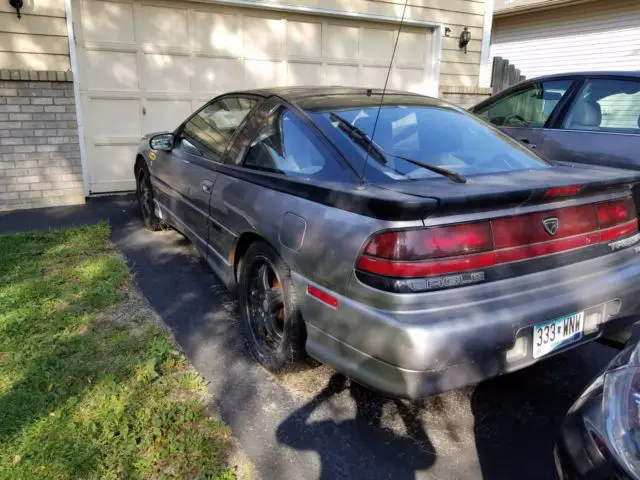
xmin=88 ymin=144 xmax=137 ymax=193
xmin=142 ymin=53 xmax=190 ymax=92
xmin=245 ymin=59 xmax=284 ymax=88
xmin=88 ymin=98 xmax=139 ymax=137
xmin=143 ymin=100 xmax=191 ymax=134
xmin=324 ymin=25 xmax=359 ymax=59
xmin=288 ymin=62 xmax=323 ymax=86
xmin=193 ymin=11 xmax=242 ymax=55
xmin=397 ymin=32 xmax=427 ymax=65
xmin=360 ymin=28 xmax=394 ymax=61
xmin=243 ymin=17 xmax=283 ymax=57
xmin=390 ymin=68 xmax=425 ymax=92
xmin=327 ymin=64 xmax=359 ymax=87
xmin=193 ymin=57 xmax=244 ymax=93
xmin=140 ymin=5 xmax=188 ymax=47
xmin=287 ymin=21 xmax=322 ymax=57
xmin=81 ymin=50 xmax=138 ymax=91
xmin=361 ymin=66 xmax=388 ymax=89
xmin=81 ymin=0 xmax=134 ymax=43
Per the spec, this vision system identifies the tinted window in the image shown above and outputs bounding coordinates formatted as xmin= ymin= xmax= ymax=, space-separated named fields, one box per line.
xmin=243 ymin=107 xmax=341 ymax=180
xmin=476 ymin=80 xmax=572 ymax=128
xmin=311 ymin=105 xmax=549 ymax=182
xmin=563 ymin=78 xmax=640 ymax=133
xmin=179 ymin=97 xmax=257 ymax=160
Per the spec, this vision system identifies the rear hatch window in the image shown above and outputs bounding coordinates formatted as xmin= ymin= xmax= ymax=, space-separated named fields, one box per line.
xmin=311 ymin=105 xmax=549 ymax=182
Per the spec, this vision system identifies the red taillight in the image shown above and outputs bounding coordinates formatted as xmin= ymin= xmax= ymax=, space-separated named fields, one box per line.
xmin=364 ymin=223 xmax=493 ymax=260
xmin=358 ymin=197 xmax=637 ymax=279
xmin=543 ymin=185 xmax=582 ymax=199
xmin=492 ymin=204 xmax=598 ymax=249
xmin=597 ymin=199 xmax=635 ymax=229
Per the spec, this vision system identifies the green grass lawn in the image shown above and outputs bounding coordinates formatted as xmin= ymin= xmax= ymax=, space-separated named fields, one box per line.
xmin=0 ymin=223 xmax=235 ymax=479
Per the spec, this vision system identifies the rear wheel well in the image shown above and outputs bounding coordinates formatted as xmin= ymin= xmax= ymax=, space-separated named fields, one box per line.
xmin=233 ymin=232 xmax=263 ymax=283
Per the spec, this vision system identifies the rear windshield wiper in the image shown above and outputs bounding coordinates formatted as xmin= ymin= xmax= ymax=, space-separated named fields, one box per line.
xmin=330 ymin=113 xmax=388 ymax=166
xmin=329 ymin=113 xmax=466 ymax=184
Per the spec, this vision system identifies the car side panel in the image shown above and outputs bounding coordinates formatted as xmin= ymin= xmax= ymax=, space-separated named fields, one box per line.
xmin=208 ymin=173 xmax=423 ymax=295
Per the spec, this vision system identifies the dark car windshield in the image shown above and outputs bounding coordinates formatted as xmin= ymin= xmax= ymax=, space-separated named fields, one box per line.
xmin=310 ymin=105 xmax=549 ymax=182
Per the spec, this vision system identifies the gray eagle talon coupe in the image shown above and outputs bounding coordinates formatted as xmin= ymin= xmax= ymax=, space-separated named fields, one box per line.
xmin=135 ymin=87 xmax=640 ymax=399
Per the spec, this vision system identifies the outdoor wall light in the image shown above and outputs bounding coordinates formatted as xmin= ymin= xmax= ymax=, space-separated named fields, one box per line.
xmin=8 ymin=0 xmax=23 ymax=19
xmin=459 ymin=27 xmax=471 ymax=54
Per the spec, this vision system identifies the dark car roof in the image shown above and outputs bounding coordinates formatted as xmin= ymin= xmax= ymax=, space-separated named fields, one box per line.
xmin=528 ymin=71 xmax=640 ymax=82
xmin=237 ymin=86 xmax=452 ymax=112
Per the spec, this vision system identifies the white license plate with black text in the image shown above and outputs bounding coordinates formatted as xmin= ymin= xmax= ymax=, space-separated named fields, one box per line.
xmin=532 ymin=311 xmax=584 ymax=359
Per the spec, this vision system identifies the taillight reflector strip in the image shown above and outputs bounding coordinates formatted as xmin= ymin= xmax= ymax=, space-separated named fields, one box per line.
xmin=307 ymin=285 xmax=339 ymax=308
xmin=600 ymin=219 xmax=638 ymax=242
xmin=494 ymin=232 xmax=601 ymax=264
xmin=356 ymin=252 xmax=497 ymax=277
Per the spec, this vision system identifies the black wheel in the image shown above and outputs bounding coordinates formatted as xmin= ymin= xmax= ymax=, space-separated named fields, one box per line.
xmin=136 ymin=168 xmax=162 ymax=231
xmin=239 ymin=241 xmax=306 ymax=371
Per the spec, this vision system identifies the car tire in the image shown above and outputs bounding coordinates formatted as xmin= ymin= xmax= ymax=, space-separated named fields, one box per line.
xmin=136 ymin=167 xmax=163 ymax=232
xmin=239 ymin=240 xmax=306 ymax=371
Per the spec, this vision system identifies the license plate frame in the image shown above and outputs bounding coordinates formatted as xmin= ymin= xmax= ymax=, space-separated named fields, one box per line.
xmin=532 ymin=311 xmax=585 ymax=359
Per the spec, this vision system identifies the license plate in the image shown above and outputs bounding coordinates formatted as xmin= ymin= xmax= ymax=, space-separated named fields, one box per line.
xmin=532 ymin=312 xmax=584 ymax=359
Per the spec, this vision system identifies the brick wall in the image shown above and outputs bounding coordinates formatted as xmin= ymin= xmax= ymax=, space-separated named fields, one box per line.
xmin=0 ymin=70 xmax=84 ymax=212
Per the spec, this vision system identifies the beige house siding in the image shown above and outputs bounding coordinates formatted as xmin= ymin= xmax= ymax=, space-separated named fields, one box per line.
xmin=491 ymin=0 xmax=640 ymax=79
xmin=0 ymin=0 xmax=70 ymax=71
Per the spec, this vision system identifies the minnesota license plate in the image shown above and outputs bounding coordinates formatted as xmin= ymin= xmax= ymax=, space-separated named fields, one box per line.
xmin=532 ymin=311 xmax=584 ymax=359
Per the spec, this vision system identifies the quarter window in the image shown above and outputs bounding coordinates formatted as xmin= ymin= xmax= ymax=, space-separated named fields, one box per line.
xmin=476 ymin=80 xmax=572 ymax=128
xmin=243 ymin=107 xmax=340 ymax=180
xmin=563 ymin=79 xmax=640 ymax=133
xmin=179 ymin=97 xmax=257 ymax=161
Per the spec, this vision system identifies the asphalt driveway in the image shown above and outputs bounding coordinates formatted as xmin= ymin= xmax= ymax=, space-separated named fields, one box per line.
xmin=0 ymin=195 xmax=620 ymax=480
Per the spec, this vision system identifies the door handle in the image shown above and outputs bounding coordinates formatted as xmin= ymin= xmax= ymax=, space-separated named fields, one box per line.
xmin=519 ymin=138 xmax=537 ymax=149
xmin=201 ymin=180 xmax=214 ymax=194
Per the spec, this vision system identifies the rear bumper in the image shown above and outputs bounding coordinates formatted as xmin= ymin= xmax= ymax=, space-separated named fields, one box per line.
xmin=295 ymin=247 xmax=640 ymax=399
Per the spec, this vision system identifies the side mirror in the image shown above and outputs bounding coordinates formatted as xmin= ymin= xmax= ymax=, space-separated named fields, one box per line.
xmin=150 ymin=133 xmax=174 ymax=151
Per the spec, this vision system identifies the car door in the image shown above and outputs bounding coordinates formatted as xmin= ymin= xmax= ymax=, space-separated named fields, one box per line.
xmin=472 ymin=79 xmax=574 ymax=152
xmin=168 ymin=95 xmax=259 ymax=252
xmin=537 ymin=77 xmax=640 ymax=170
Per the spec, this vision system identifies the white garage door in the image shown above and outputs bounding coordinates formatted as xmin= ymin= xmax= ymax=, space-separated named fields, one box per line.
xmin=72 ymin=0 xmax=436 ymax=193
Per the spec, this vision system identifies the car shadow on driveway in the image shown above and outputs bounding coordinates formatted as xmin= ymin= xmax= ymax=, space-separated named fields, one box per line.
xmin=276 ymin=373 xmax=436 ymax=480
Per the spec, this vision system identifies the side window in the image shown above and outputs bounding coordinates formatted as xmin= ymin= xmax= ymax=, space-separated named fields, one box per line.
xmin=476 ymin=80 xmax=572 ymax=128
xmin=563 ymin=79 xmax=640 ymax=133
xmin=243 ymin=107 xmax=341 ymax=180
xmin=179 ymin=97 xmax=257 ymax=161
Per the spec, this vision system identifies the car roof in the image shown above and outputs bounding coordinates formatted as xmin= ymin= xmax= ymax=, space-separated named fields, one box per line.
xmin=236 ymin=86 xmax=452 ymax=111
xmin=522 ymin=71 xmax=640 ymax=83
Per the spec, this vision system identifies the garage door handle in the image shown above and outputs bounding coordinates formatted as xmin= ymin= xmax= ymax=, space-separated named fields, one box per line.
xmin=519 ymin=138 xmax=536 ymax=149
xmin=201 ymin=180 xmax=213 ymax=194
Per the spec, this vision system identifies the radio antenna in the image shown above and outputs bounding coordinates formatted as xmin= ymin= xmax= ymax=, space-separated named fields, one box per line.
xmin=360 ymin=0 xmax=409 ymax=185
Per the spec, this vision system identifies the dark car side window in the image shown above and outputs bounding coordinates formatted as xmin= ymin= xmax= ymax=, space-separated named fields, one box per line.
xmin=563 ymin=78 xmax=640 ymax=134
xmin=242 ymin=107 xmax=344 ymax=180
xmin=476 ymin=80 xmax=572 ymax=128
xmin=178 ymin=97 xmax=257 ymax=161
